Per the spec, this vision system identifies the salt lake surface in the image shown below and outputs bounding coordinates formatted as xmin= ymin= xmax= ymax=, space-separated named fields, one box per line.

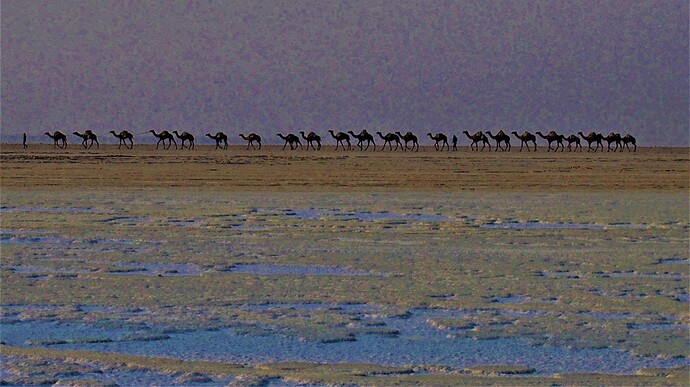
xmin=1 ymin=190 xmax=688 ymax=377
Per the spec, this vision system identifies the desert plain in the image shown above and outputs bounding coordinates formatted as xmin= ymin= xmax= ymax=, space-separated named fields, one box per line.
xmin=1 ymin=144 xmax=688 ymax=385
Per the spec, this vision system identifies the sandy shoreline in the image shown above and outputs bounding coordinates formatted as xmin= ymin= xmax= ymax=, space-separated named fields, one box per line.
xmin=1 ymin=144 xmax=687 ymax=191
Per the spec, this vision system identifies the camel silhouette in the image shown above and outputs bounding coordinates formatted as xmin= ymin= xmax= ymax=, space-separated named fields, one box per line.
xmin=622 ymin=134 xmax=637 ymax=152
xmin=110 ymin=130 xmax=134 ymax=149
xmin=328 ymin=130 xmax=351 ymax=150
xmin=376 ymin=132 xmax=403 ymax=151
xmin=150 ymin=130 xmax=177 ymax=149
xmin=73 ymin=130 xmax=99 ymax=149
xmin=427 ymin=132 xmax=449 ymax=151
xmin=536 ymin=131 xmax=565 ymax=152
xmin=205 ymin=132 xmax=228 ymax=150
xmin=603 ymin=132 xmax=622 ymax=152
xmin=485 ymin=130 xmax=511 ymax=151
xmin=463 ymin=130 xmax=490 ymax=151
xmin=45 ymin=131 xmax=67 ymax=149
xmin=348 ymin=130 xmax=376 ymax=151
xmin=299 ymin=131 xmax=321 ymax=150
xmin=578 ymin=132 xmax=604 ymax=152
xmin=564 ymin=134 xmax=582 ymax=152
xmin=395 ymin=131 xmax=419 ymax=151
xmin=173 ymin=131 xmax=195 ymax=150
xmin=277 ymin=133 xmax=302 ymax=150
xmin=239 ymin=133 xmax=261 ymax=150
xmin=511 ymin=131 xmax=536 ymax=152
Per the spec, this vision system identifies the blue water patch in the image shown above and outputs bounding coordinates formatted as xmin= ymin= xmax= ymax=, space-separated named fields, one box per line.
xmin=225 ymin=263 xmax=385 ymax=276
xmin=2 ymin=309 xmax=686 ymax=375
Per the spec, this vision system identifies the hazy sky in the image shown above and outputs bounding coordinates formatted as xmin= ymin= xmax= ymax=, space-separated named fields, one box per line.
xmin=2 ymin=0 xmax=688 ymax=145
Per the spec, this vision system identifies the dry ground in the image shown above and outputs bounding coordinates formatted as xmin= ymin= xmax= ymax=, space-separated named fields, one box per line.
xmin=1 ymin=144 xmax=687 ymax=191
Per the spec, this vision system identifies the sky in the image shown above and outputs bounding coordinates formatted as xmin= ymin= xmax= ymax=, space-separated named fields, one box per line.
xmin=2 ymin=0 xmax=688 ymax=145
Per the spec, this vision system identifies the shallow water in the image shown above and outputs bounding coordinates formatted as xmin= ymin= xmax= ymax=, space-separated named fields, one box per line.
xmin=226 ymin=263 xmax=386 ymax=276
xmin=2 ymin=308 xmax=686 ymax=375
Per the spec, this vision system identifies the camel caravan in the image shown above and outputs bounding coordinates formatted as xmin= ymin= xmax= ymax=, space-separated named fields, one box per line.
xmin=37 ymin=129 xmax=638 ymax=152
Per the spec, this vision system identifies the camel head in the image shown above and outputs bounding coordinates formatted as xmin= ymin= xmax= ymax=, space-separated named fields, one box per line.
xmin=109 ymin=130 xmax=117 ymax=135
xmin=73 ymin=131 xmax=81 ymax=136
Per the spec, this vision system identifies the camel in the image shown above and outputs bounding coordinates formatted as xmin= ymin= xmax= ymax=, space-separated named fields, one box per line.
xmin=328 ymin=130 xmax=351 ymax=151
xmin=299 ymin=131 xmax=321 ymax=150
xmin=150 ymin=130 xmax=177 ymax=149
xmin=110 ymin=130 xmax=134 ymax=149
xmin=73 ymin=130 xmax=99 ymax=149
xmin=395 ymin=131 xmax=419 ymax=151
xmin=239 ymin=133 xmax=261 ymax=150
xmin=348 ymin=130 xmax=376 ymax=151
xmin=45 ymin=131 xmax=67 ymax=149
xmin=205 ymin=132 xmax=228 ymax=150
xmin=622 ymin=134 xmax=637 ymax=152
xmin=427 ymin=132 xmax=449 ymax=151
xmin=277 ymin=133 xmax=302 ymax=150
xmin=463 ymin=130 xmax=490 ymax=151
xmin=536 ymin=131 xmax=565 ymax=152
xmin=564 ymin=134 xmax=582 ymax=152
xmin=172 ymin=131 xmax=195 ymax=150
xmin=511 ymin=131 xmax=536 ymax=152
xmin=603 ymin=132 xmax=622 ymax=152
xmin=578 ymin=131 xmax=604 ymax=152
xmin=376 ymin=132 xmax=403 ymax=151
xmin=485 ymin=130 xmax=511 ymax=151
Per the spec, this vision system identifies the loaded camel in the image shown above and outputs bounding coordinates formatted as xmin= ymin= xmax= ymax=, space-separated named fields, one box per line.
xmin=73 ymin=130 xmax=99 ymax=149
xmin=622 ymin=134 xmax=637 ymax=152
xmin=239 ymin=133 xmax=261 ymax=150
xmin=462 ymin=130 xmax=490 ymax=151
xmin=206 ymin=132 xmax=228 ymax=150
xmin=376 ymin=132 xmax=403 ymax=151
xmin=150 ymin=130 xmax=177 ymax=149
xmin=299 ymin=131 xmax=321 ymax=150
xmin=564 ymin=134 xmax=582 ymax=152
xmin=277 ymin=133 xmax=302 ymax=150
xmin=578 ymin=131 xmax=604 ymax=152
xmin=348 ymin=130 xmax=376 ymax=151
xmin=511 ymin=131 xmax=536 ymax=152
xmin=536 ymin=131 xmax=565 ymax=151
xmin=173 ymin=131 xmax=195 ymax=150
xmin=427 ymin=132 xmax=449 ymax=151
xmin=45 ymin=131 xmax=68 ymax=148
xmin=603 ymin=132 xmax=622 ymax=152
xmin=485 ymin=130 xmax=511 ymax=151
xmin=109 ymin=130 xmax=133 ymax=149
xmin=395 ymin=131 xmax=419 ymax=151
xmin=328 ymin=130 xmax=351 ymax=151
